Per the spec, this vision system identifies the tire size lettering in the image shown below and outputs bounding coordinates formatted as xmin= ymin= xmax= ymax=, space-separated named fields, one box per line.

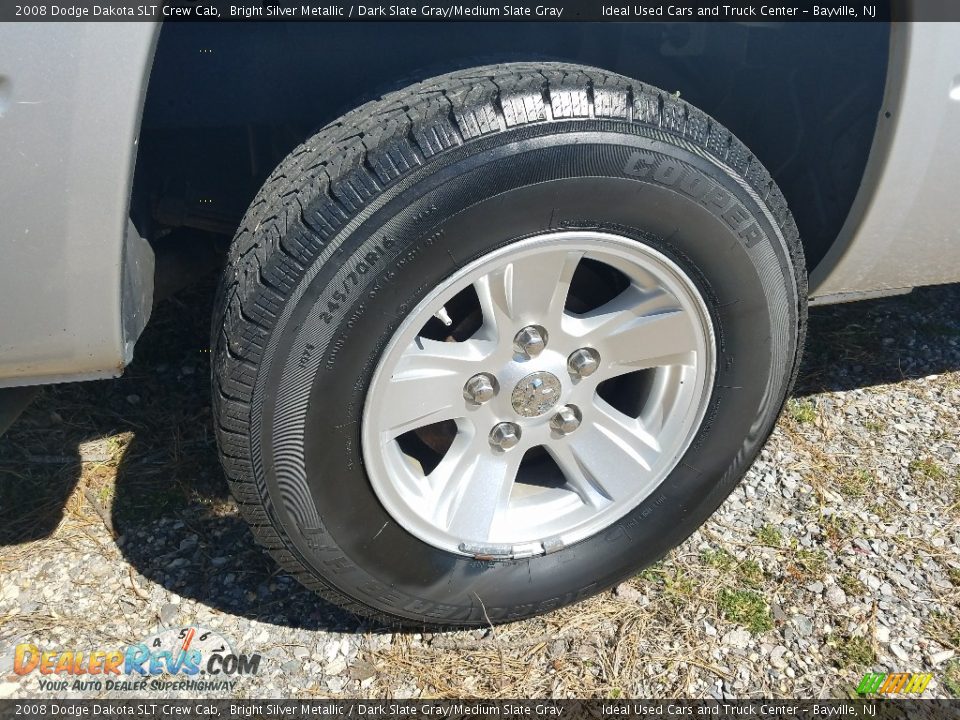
xmin=318 ymin=238 xmax=395 ymax=324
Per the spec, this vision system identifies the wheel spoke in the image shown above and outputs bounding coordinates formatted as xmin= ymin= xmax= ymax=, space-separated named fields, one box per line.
xmin=551 ymin=398 xmax=662 ymax=507
xmin=545 ymin=442 xmax=614 ymax=509
xmin=429 ymin=430 xmax=522 ymax=542
xmin=474 ymin=250 xmax=583 ymax=341
xmin=571 ymin=285 xmax=700 ymax=377
xmin=377 ymin=338 xmax=488 ymax=438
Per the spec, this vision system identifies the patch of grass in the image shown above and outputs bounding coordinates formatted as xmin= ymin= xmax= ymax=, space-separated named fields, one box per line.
xmin=838 ymin=572 xmax=865 ymax=597
xmin=839 ymin=469 xmax=873 ymax=498
xmin=787 ymin=548 xmax=827 ymax=583
xmin=829 ymin=634 xmax=876 ymax=669
xmin=788 ymin=399 xmax=818 ymax=425
xmin=867 ymin=500 xmax=894 ymax=523
xmin=863 ymin=418 xmax=886 ymax=433
xmin=701 ymin=548 xmax=735 ymax=571
xmin=736 ymin=559 xmax=765 ymax=588
xmin=637 ymin=562 xmax=664 ymax=583
xmin=928 ymin=610 xmax=960 ymax=649
xmin=663 ymin=568 xmax=697 ymax=601
xmin=717 ymin=587 xmax=772 ymax=634
xmin=106 ymin=434 xmax=129 ymax=455
xmin=96 ymin=484 xmax=114 ymax=505
xmin=944 ymin=661 xmax=960 ymax=698
xmin=756 ymin=524 xmax=783 ymax=547
xmin=948 ymin=567 xmax=960 ymax=587
xmin=823 ymin=514 xmax=857 ymax=549
xmin=909 ymin=457 xmax=946 ymax=482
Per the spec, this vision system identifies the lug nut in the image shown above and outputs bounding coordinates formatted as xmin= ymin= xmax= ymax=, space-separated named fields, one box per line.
xmin=550 ymin=405 xmax=582 ymax=435
xmin=513 ymin=325 xmax=547 ymax=358
xmin=567 ymin=348 xmax=600 ymax=378
xmin=489 ymin=422 xmax=521 ymax=450
xmin=463 ymin=373 xmax=496 ymax=404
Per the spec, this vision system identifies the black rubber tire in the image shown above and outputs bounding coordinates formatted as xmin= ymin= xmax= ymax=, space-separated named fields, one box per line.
xmin=211 ymin=62 xmax=807 ymax=627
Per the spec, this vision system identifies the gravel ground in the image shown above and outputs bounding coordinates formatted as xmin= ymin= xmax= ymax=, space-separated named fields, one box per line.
xmin=0 ymin=280 xmax=958 ymax=700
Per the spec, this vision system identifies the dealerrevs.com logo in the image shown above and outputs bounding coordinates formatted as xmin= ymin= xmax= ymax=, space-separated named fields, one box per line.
xmin=12 ymin=626 xmax=261 ymax=693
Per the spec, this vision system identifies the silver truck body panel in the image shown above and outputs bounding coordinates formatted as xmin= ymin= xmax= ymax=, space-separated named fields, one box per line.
xmin=0 ymin=23 xmax=156 ymax=388
xmin=808 ymin=22 xmax=960 ymax=301
xmin=0 ymin=21 xmax=958 ymax=388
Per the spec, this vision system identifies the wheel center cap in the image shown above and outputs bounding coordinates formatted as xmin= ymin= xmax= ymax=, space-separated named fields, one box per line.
xmin=511 ymin=371 xmax=562 ymax=417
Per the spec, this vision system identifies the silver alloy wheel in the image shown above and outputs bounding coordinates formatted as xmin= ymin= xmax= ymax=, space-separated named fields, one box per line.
xmin=361 ymin=231 xmax=716 ymax=558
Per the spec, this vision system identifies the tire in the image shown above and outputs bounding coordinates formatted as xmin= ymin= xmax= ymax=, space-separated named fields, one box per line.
xmin=211 ymin=62 xmax=806 ymax=627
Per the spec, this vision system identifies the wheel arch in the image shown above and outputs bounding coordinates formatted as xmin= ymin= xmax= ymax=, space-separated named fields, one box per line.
xmin=132 ymin=21 xmax=892 ymax=299
xmin=0 ymin=23 xmax=159 ymax=389
xmin=809 ymin=21 xmax=960 ymax=302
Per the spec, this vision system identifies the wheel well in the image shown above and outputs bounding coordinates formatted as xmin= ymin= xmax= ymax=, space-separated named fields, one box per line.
xmin=132 ymin=21 xmax=889 ymax=279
